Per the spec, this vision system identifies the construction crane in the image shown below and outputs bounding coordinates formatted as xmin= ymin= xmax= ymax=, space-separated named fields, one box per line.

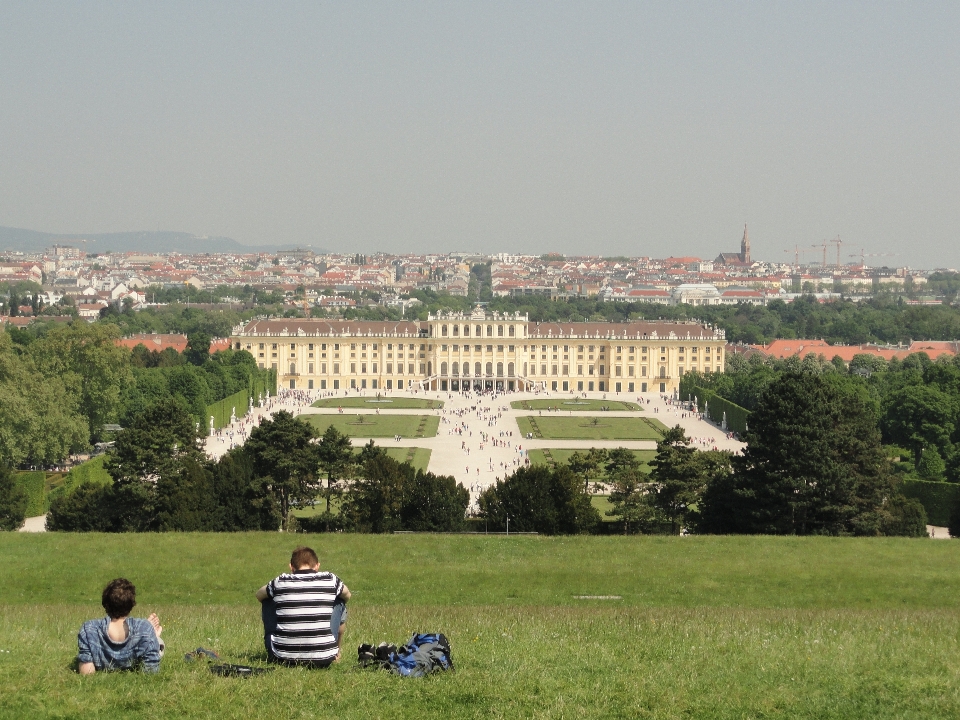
xmin=848 ymin=250 xmax=899 ymax=269
xmin=828 ymin=236 xmax=842 ymax=268
xmin=783 ymin=245 xmax=810 ymax=270
xmin=811 ymin=240 xmax=828 ymax=267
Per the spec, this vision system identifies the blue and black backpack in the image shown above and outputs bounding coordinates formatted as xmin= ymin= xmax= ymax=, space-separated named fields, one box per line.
xmin=358 ymin=633 xmax=453 ymax=677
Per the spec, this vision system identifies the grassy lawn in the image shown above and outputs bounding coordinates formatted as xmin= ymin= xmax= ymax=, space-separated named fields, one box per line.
xmin=517 ymin=415 xmax=666 ymax=440
xmin=511 ymin=398 xmax=641 ymax=411
xmin=312 ymin=396 xmax=444 ymax=410
xmin=1 ymin=534 xmax=960 ymax=719
xmin=591 ymin=493 xmax=616 ymax=519
xmin=306 ymin=414 xmax=440 ymax=439
xmin=527 ymin=448 xmax=656 ymax=473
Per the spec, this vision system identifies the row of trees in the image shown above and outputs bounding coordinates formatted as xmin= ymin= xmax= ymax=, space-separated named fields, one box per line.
xmin=472 ymin=370 xmax=927 ymax=537
xmin=683 ymin=350 xmax=960 ymax=483
xmin=5 ymin=371 xmax=932 ymax=536
xmin=0 ymin=321 xmax=271 ymax=468
xmin=45 ymin=402 xmax=470 ymax=533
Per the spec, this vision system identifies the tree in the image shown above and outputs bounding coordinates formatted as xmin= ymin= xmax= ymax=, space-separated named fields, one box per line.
xmin=882 ymin=385 xmax=957 ymax=471
xmin=106 ymin=396 xmax=203 ymax=486
xmin=0 ymin=466 xmax=28 ymax=531
xmin=29 ymin=323 xmax=133 ymax=439
xmin=401 ymin=469 xmax=469 ymax=532
xmin=710 ymin=372 xmax=899 ymax=535
xmin=154 ymin=456 xmax=218 ymax=531
xmin=568 ymin=448 xmax=607 ymax=491
xmin=46 ymin=481 xmax=154 ymax=532
xmin=340 ymin=443 xmax=468 ymax=532
xmin=606 ymin=467 xmax=656 ymax=535
xmin=245 ymin=411 xmax=320 ymax=529
xmin=604 ymin=447 xmax=640 ymax=477
xmin=184 ymin=333 xmax=211 ymax=366
xmin=478 ymin=465 xmax=599 ymax=535
xmin=341 ymin=451 xmax=408 ymax=533
xmin=0 ymin=334 xmax=88 ymax=466
xmin=211 ymin=448 xmax=281 ymax=531
xmin=317 ymin=424 xmax=355 ymax=517
xmin=880 ymin=495 xmax=928 ymax=538
xmin=47 ymin=482 xmax=114 ymax=532
xmin=949 ymin=496 xmax=960 ymax=539
xmin=917 ymin=447 xmax=946 ymax=481
xmin=647 ymin=426 xmax=710 ymax=534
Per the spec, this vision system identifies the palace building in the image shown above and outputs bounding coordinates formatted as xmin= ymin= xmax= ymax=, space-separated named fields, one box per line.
xmin=230 ymin=309 xmax=726 ymax=395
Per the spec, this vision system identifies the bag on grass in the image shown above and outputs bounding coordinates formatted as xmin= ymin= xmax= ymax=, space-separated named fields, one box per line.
xmin=357 ymin=633 xmax=453 ymax=677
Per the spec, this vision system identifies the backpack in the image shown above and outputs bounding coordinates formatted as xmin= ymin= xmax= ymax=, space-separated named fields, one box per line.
xmin=358 ymin=633 xmax=453 ymax=677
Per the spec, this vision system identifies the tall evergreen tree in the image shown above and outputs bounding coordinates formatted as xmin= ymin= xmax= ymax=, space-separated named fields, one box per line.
xmin=606 ymin=467 xmax=655 ymax=535
xmin=704 ymin=372 xmax=896 ymax=535
xmin=317 ymin=424 xmax=356 ymax=516
xmin=245 ymin=410 xmax=320 ymax=529
xmin=647 ymin=426 xmax=715 ymax=534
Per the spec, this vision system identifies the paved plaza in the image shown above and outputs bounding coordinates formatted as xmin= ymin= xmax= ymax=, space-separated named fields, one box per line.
xmin=203 ymin=386 xmax=747 ymax=507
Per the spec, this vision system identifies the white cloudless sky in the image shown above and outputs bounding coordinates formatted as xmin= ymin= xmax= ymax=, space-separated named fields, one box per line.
xmin=1 ymin=1 xmax=958 ymax=268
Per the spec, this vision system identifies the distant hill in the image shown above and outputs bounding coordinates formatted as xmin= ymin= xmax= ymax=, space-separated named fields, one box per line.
xmin=0 ymin=225 xmax=325 ymax=255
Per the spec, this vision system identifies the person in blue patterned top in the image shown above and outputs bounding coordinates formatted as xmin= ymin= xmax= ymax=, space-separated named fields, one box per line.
xmin=77 ymin=578 xmax=165 ymax=674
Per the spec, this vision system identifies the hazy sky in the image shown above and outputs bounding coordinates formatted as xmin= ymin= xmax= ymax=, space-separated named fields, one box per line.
xmin=1 ymin=2 xmax=958 ymax=268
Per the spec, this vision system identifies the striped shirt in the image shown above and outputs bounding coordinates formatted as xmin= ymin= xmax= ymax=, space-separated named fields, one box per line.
xmin=266 ymin=569 xmax=344 ymax=664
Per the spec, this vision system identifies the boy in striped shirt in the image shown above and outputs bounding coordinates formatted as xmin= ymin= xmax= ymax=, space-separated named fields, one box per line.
xmin=255 ymin=546 xmax=351 ymax=667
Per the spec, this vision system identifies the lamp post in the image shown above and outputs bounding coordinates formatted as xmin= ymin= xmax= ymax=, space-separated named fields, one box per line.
xmin=506 ymin=514 xmax=510 ymax=536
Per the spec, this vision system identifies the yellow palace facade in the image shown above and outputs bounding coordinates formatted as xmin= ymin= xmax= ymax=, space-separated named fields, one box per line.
xmin=230 ymin=309 xmax=726 ymax=395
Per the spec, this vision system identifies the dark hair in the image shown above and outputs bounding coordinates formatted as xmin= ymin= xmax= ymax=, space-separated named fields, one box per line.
xmin=101 ymin=578 xmax=137 ymax=619
xmin=290 ymin=546 xmax=318 ymax=569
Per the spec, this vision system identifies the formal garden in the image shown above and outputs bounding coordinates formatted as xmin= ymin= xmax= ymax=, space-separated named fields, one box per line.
xmin=516 ymin=415 xmax=666 ymax=440
xmin=510 ymin=398 xmax=641 ymax=412
xmin=305 ymin=414 xmax=439 ymax=439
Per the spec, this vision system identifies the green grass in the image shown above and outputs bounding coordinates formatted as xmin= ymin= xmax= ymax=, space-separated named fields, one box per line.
xmin=527 ymin=448 xmax=656 ymax=473
xmin=3 ymin=534 xmax=960 ymax=719
xmin=511 ymin=398 xmax=641 ymax=411
xmin=306 ymin=414 xmax=440 ymax=439
xmin=591 ymin=494 xmax=616 ymax=519
xmin=517 ymin=415 xmax=666 ymax=440
xmin=312 ymin=397 xmax=444 ymax=410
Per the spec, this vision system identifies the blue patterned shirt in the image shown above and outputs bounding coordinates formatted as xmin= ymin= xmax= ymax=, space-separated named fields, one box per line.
xmin=77 ymin=617 xmax=163 ymax=673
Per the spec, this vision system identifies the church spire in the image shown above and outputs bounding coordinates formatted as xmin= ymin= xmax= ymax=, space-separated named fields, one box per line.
xmin=741 ymin=224 xmax=750 ymax=263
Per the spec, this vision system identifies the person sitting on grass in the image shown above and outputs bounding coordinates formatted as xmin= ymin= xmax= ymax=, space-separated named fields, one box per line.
xmin=77 ymin=578 xmax=165 ymax=675
xmin=255 ymin=545 xmax=351 ymax=668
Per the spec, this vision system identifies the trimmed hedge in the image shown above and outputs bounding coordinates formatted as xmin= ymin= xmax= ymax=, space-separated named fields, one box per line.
xmin=689 ymin=385 xmax=751 ymax=436
xmin=47 ymin=455 xmax=113 ymax=506
xmin=205 ymin=368 xmax=277 ymax=430
xmin=14 ymin=471 xmax=46 ymax=517
xmin=207 ymin=388 xmax=249 ymax=430
xmin=900 ymin=479 xmax=960 ymax=527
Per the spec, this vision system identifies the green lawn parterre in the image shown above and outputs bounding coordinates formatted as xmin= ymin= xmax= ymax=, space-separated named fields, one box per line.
xmin=1 ymin=534 xmax=959 ymax=719
xmin=510 ymin=398 xmax=641 ymax=412
xmin=517 ymin=415 xmax=666 ymax=440
xmin=311 ymin=397 xmax=444 ymax=410
xmin=306 ymin=414 xmax=440 ymax=439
